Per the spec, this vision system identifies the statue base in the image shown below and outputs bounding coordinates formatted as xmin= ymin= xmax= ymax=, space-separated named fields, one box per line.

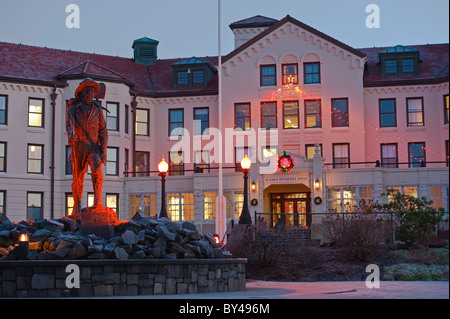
xmin=78 ymin=206 xmax=119 ymax=239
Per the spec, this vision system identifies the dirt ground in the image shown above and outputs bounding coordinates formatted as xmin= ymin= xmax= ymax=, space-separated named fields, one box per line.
xmin=245 ymin=245 xmax=449 ymax=282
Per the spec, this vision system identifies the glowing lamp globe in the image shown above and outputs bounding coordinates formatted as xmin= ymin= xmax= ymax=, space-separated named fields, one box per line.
xmin=240 ymin=155 xmax=252 ymax=170
xmin=158 ymin=158 xmax=169 ymax=173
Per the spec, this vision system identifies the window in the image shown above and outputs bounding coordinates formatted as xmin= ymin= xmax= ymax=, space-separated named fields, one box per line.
xmin=106 ymin=194 xmax=119 ymax=215
xmin=169 ymin=109 xmax=184 ymax=136
xmin=305 ymin=144 xmax=322 ymax=159
xmin=194 ymin=107 xmax=209 ymax=135
xmin=446 ymin=140 xmax=449 ymax=167
xmin=260 ymin=65 xmax=276 ymax=86
xmin=124 ymin=149 xmax=129 ymax=174
xmin=0 ymin=190 xmax=5 ymax=215
xmin=305 ymin=100 xmax=321 ymax=128
xmin=381 ymin=143 xmax=398 ymax=168
xmin=408 ymin=142 xmax=426 ymax=167
xmin=177 ymin=71 xmax=189 ymax=86
xmin=106 ymin=147 xmax=119 ymax=176
xmin=192 ymin=70 xmax=205 ymax=85
xmin=379 ymin=99 xmax=397 ymax=127
xmin=283 ymin=101 xmax=299 ymax=129
xmin=129 ymin=194 xmax=156 ymax=219
xmin=169 ymin=151 xmax=184 ymax=176
xmin=27 ymin=192 xmax=43 ymax=219
xmin=125 ymin=105 xmax=129 ymax=134
xmin=402 ymin=58 xmax=415 ymax=73
xmin=261 ymin=102 xmax=277 ymax=129
xmin=332 ymin=143 xmax=350 ymax=168
xmin=282 ymin=64 xmax=298 ymax=85
xmin=194 ymin=150 xmax=210 ymax=173
xmin=204 ymin=191 xmax=216 ymax=220
xmin=65 ymin=146 xmax=72 ymax=175
xmin=28 ymin=98 xmax=44 ymax=127
xmin=135 ymin=108 xmax=149 ymax=136
xmin=66 ymin=193 xmax=74 ymax=216
xmin=27 ymin=144 xmax=43 ymax=174
xmin=332 ymin=98 xmax=349 ymax=127
xmin=106 ymin=102 xmax=119 ymax=131
xmin=0 ymin=95 xmax=7 ymax=125
xmin=87 ymin=193 xmax=95 ymax=207
xmin=429 ymin=186 xmax=448 ymax=211
xmin=224 ymin=191 xmax=244 ymax=219
xmin=167 ymin=193 xmax=194 ymax=221
xmin=407 ymin=97 xmax=424 ymax=126
xmin=0 ymin=142 xmax=6 ymax=172
xmin=327 ymin=186 xmax=373 ymax=214
xmin=444 ymin=95 xmax=449 ymax=125
xmin=135 ymin=151 xmax=149 ymax=177
xmin=385 ymin=59 xmax=398 ymax=74
xmin=234 ymin=103 xmax=251 ymax=131
xmin=304 ymin=62 xmax=320 ymax=84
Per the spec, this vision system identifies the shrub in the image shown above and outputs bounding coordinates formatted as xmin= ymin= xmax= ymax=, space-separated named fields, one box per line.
xmin=321 ymin=213 xmax=392 ymax=262
xmin=382 ymin=263 xmax=449 ymax=281
xmin=376 ymin=190 xmax=447 ymax=246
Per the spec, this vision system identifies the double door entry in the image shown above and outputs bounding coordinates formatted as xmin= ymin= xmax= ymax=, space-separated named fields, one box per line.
xmin=270 ymin=193 xmax=311 ymax=228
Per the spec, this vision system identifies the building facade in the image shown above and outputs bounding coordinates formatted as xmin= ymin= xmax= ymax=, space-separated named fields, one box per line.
xmin=0 ymin=15 xmax=448 ymax=238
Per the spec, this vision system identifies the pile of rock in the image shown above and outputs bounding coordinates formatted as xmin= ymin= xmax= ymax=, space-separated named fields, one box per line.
xmin=0 ymin=212 xmax=230 ymax=260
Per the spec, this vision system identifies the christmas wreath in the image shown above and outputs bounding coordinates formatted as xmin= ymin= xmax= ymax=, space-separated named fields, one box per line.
xmin=277 ymin=151 xmax=294 ymax=173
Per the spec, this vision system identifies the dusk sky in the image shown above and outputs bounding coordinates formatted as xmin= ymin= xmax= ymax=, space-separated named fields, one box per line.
xmin=0 ymin=0 xmax=448 ymax=59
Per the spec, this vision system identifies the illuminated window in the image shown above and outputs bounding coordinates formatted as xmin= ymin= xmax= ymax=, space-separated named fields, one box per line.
xmin=407 ymin=98 xmax=424 ymax=126
xmin=260 ymin=65 xmax=276 ymax=86
xmin=327 ymin=186 xmax=373 ymax=214
xmin=135 ymin=108 xmax=149 ymax=136
xmin=106 ymin=194 xmax=119 ymax=214
xmin=305 ymin=144 xmax=322 ymax=159
xmin=282 ymin=64 xmax=298 ymax=85
xmin=167 ymin=193 xmax=194 ymax=221
xmin=27 ymin=144 xmax=43 ymax=174
xmin=0 ymin=95 xmax=7 ymax=125
xmin=429 ymin=186 xmax=446 ymax=211
xmin=444 ymin=95 xmax=449 ymax=125
xmin=204 ymin=192 xmax=216 ymax=220
xmin=28 ymin=98 xmax=44 ymax=127
xmin=305 ymin=100 xmax=321 ymax=128
xmin=87 ymin=193 xmax=95 ymax=207
xmin=235 ymin=103 xmax=251 ymax=131
xmin=0 ymin=190 xmax=5 ymax=215
xmin=283 ymin=101 xmax=299 ymax=129
xmin=66 ymin=193 xmax=74 ymax=216
xmin=129 ymin=194 xmax=156 ymax=219
xmin=27 ymin=192 xmax=43 ymax=219
xmin=408 ymin=142 xmax=426 ymax=167
xmin=135 ymin=151 xmax=149 ymax=177
xmin=224 ymin=191 xmax=244 ymax=219
xmin=106 ymin=102 xmax=119 ymax=131
xmin=331 ymin=98 xmax=349 ymax=127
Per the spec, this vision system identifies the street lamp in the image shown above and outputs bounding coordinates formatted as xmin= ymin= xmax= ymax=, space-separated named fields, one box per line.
xmin=239 ymin=155 xmax=252 ymax=225
xmin=158 ymin=158 xmax=169 ymax=219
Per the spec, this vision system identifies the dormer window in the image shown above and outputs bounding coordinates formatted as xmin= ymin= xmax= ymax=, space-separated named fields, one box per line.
xmin=172 ymin=57 xmax=216 ymax=89
xmin=379 ymin=45 xmax=419 ymax=78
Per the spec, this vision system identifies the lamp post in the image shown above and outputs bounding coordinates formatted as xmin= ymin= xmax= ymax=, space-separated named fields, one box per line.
xmin=158 ymin=158 xmax=169 ymax=219
xmin=239 ymin=155 xmax=252 ymax=225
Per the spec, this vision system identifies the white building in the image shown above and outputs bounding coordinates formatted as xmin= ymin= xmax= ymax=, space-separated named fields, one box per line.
xmin=0 ymin=15 xmax=448 ymax=238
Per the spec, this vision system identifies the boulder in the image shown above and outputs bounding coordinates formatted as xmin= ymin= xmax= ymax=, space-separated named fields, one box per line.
xmin=121 ymin=230 xmax=139 ymax=246
xmin=29 ymin=229 xmax=50 ymax=242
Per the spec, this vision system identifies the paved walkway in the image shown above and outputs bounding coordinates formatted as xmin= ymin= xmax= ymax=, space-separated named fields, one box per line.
xmin=116 ymin=280 xmax=449 ymax=299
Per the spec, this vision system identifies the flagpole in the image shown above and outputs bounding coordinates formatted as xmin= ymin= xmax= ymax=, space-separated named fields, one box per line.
xmin=216 ymin=0 xmax=226 ymax=243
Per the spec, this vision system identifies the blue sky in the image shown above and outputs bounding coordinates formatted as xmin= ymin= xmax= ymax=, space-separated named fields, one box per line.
xmin=0 ymin=0 xmax=448 ymax=59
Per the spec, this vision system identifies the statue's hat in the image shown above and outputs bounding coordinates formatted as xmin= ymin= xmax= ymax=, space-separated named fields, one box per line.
xmin=75 ymin=78 xmax=100 ymax=97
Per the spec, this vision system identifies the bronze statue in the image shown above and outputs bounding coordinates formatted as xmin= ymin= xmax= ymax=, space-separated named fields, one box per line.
xmin=66 ymin=78 xmax=108 ymax=215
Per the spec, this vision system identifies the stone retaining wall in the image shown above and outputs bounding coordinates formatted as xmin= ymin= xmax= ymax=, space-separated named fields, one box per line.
xmin=0 ymin=259 xmax=247 ymax=298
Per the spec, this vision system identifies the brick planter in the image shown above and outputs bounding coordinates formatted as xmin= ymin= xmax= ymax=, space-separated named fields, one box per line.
xmin=0 ymin=258 xmax=247 ymax=298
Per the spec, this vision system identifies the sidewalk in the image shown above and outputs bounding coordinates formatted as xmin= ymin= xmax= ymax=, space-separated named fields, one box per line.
xmin=108 ymin=280 xmax=449 ymax=299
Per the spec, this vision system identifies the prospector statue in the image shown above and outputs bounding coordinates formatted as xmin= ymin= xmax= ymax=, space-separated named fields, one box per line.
xmin=66 ymin=78 xmax=108 ymax=215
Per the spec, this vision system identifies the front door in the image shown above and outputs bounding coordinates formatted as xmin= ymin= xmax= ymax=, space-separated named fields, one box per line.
xmin=270 ymin=193 xmax=311 ymax=228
